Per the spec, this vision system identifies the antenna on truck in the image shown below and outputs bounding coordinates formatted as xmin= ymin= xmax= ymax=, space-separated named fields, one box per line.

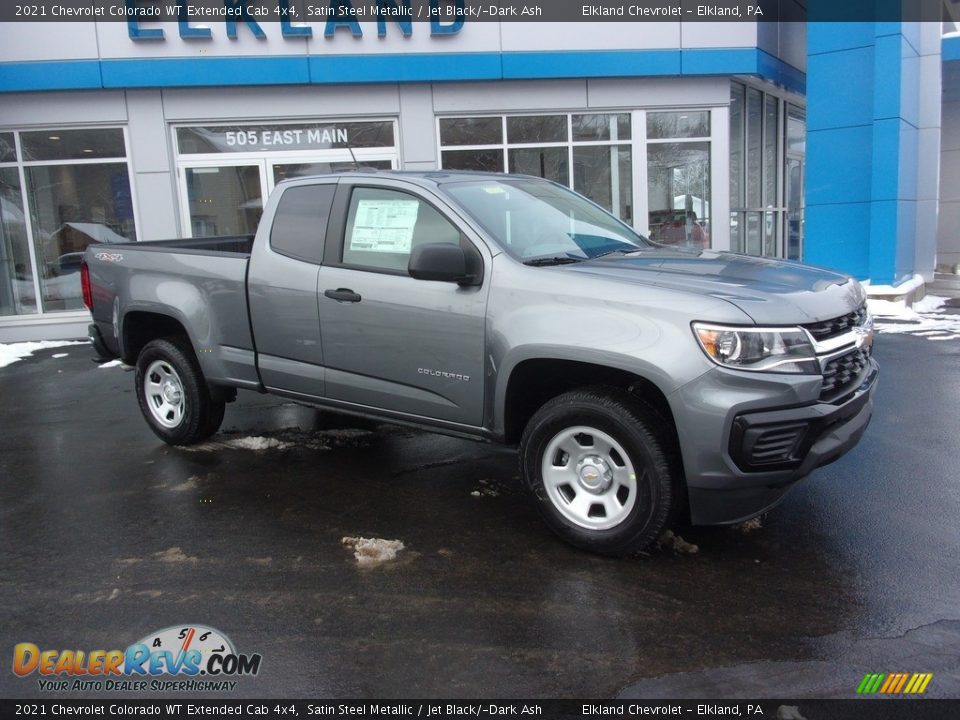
xmin=344 ymin=142 xmax=381 ymax=174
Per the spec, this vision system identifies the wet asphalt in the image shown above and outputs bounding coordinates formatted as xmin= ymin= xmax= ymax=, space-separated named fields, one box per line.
xmin=0 ymin=331 xmax=958 ymax=701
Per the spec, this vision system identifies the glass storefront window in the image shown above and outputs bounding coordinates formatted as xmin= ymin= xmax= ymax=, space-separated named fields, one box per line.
xmin=439 ymin=113 xmax=634 ymax=224
xmin=440 ymin=149 xmax=504 ymax=173
xmin=506 ymin=115 xmax=567 ymax=144
xmin=0 ymin=133 xmax=16 ymax=163
xmin=730 ymin=85 xmax=744 ymax=212
xmin=787 ymin=107 xmax=806 ymax=154
xmin=647 ymin=111 xmax=710 ymax=140
xmin=573 ymin=114 xmax=631 ymax=142
xmin=26 ymin=163 xmax=136 ymax=312
xmin=1 ymin=127 xmax=136 ymax=317
xmin=508 ymin=146 xmax=569 ymax=185
xmin=647 ymin=142 xmax=711 ymax=249
xmin=746 ymin=89 xmax=763 ymax=210
xmin=573 ymin=146 xmax=632 ymax=221
xmin=439 ymin=117 xmax=502 ymax=146
xmin=185 ymin=166 xmax=262 ymax=238
xmin=0 ymin=168 xmax=36 ymax=316
xmin=764 ymin=95 xmax=779 ymax=206
xmin=21 ymin=129 xmax=126 ymax=161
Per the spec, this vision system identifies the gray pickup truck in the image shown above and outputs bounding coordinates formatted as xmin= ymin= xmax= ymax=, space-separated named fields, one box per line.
xmin=83 ymin=171 xmax=877 ymax=555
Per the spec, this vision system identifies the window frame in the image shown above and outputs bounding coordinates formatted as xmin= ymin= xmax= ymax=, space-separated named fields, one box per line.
xmin=436 ymin=112 xmax=636 ymax=223
xmin=0 ymin=125 xmax=138 ymax=318
xmin=435 ymin=108 xmax=725 ymax=248
xmin=324 ymin=180 xmax=484 ymax=282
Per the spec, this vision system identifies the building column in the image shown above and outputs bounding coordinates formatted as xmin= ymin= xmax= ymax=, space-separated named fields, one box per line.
xmin=805 ymin=22 xmax=941 ymax=289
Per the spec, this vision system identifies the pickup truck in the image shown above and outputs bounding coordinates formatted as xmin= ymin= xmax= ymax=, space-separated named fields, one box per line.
xmin=82 ymin=171 xmax=878 ymax=555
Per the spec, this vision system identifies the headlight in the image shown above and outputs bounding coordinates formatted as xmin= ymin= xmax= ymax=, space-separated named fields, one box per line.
xmin=692 ymin=323 xmax=818 ymax=374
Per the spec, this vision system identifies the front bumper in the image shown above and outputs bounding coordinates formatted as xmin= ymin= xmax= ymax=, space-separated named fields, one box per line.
xmin=671 ymin=358 xmax=879 ymax=525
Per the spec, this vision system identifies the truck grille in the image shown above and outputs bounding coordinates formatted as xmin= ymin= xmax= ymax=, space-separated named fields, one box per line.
xmin=820 ymin=346 xmax=871 ymax=401
xmin=802 ymin=305 xmax=868 ymax=342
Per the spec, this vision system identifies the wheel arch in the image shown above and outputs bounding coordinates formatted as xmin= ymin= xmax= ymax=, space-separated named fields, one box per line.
xmin=121 ymin=309 xmax=194 ymax=365
xmin=498 ymin=354 xmax=681 ymax=454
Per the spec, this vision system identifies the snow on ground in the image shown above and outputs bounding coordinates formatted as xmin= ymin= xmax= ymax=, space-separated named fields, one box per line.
xmin=98 ymin=359 xmax=127 ymax=369
xmin=0 ymin=340 xmax=89 ymax=369
xmin=870 ymin=295 xmax=960 ymax=341
xmin=184 ymin=428 xmax=372 ymax=453
xmin=341 ymin=536 xmax=405 ymax=566
xmin=180 ymin=435 xmax=292 ymax=452
xmin=51 ymin=353 xmax=69 ymax=359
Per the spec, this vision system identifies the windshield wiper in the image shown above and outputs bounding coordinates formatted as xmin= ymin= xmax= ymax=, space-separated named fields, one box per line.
xmin=590 ymin=248 xmax=643 ymax=260
xmin=523 ymin=256 xmax=585 ymax=266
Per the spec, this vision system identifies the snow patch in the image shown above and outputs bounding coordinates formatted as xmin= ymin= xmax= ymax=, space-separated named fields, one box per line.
xmin=735 ymin=517 xmax=763 ymax=534
xmin=184 ymin=435 xmax=292 ymax=452
xmin=226 ymin=436 xmax=292 ymax=451
xmin=0 ymin=340 xmax=88 ymax=369
xmin=51 ymin=353 xmax=69 ymax=359
xmin=658 ymin=529 xmax=699 ymax=554
xmin=341 ymin=536 xmax=405 ymax=566
xmin=154 ymin=547 xmax=198 ymax=563
xmin=871 ymin=295 xmax=960 ymax=341
xmin=98 ymin=359 xmax=126 ymax=369
xmin=184 ymin=428 xmax=373 ymax=452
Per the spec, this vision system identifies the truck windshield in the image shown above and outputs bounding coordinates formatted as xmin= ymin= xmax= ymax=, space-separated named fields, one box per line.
xmin=442 ymin=178 xmax=650 ymax=264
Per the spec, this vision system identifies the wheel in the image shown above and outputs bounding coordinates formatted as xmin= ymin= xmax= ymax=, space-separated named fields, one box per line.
xmin=135 ymin=338 xmax=225 ymax=445
xmin=519 ymin=386 xmax=681 ymax=556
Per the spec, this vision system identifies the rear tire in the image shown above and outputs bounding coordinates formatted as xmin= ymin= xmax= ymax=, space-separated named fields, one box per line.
xmin=135 ymin=338 xmax=225 ymax=446
xmin=519 ymin=386 xmax=681 ymax=556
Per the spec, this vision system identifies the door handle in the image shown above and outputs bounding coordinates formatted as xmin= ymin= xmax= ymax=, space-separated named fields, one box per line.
xmin=324 ymin=288 xmax=362 ymax=303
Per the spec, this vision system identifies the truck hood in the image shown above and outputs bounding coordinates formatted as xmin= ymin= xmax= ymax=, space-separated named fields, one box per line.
xmin=566 ymin=248 xmax=865 ymax=324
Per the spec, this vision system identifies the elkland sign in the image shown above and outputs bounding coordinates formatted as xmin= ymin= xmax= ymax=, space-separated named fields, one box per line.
xmin=125 ymin=0 xmax=469 ymax=40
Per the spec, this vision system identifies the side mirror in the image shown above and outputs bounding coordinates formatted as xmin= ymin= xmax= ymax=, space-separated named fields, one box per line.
xmin=408 ymin=243 xmax=472 ymax=284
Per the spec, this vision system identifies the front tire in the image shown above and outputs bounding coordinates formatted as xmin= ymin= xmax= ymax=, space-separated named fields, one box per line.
xmin=519 ymin=387 xmax=681 ymax=556
xmin=135 ymin=338 xmax=225 ymax=445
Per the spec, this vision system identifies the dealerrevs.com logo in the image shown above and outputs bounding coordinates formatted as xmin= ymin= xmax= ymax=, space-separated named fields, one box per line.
xmin=12 ymin=624 xmax=262 ymax=692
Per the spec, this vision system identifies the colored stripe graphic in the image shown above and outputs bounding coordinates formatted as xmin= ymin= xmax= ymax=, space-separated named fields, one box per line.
xmin=857 ymin=672 xmax=933 ymax=694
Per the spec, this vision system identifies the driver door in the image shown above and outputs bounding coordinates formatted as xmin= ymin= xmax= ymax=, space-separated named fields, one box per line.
xmin=317 ymin=180 xmax=490 ymax=428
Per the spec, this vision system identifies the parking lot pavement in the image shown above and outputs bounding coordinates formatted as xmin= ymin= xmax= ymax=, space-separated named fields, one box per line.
xmin=1 ymin=333 xmax=958 ymax=699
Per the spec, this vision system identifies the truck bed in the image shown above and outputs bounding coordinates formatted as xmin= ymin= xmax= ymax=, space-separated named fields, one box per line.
xmin=85 ymin=234 xmax=258 ymax=388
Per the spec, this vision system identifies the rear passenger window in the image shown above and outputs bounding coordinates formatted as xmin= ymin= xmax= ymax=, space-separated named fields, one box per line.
xmin=342 ymin=187 xmax=461 ymax=273
xmin=270 ymin=184 xmax=336 ymax=263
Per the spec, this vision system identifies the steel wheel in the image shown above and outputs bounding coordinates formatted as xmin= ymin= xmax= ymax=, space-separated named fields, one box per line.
xmin=143 ymin=359 xmax=185 ymax=429
xmin=540 ymin=425 xmax=638 ymax=531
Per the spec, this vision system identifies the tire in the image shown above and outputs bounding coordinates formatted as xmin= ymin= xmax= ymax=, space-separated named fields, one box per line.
xmin=134 ymin=338 xmax=225 ymax=446
xmin=519 ymin=386 xmax=681 ymax=556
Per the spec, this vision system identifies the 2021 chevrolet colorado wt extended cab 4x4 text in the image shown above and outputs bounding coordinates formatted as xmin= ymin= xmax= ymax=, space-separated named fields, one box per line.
xmin=83 ymin=171 xmax=878 ymax=555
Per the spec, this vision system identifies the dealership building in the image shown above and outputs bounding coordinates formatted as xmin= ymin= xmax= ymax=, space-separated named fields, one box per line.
xmin=0 ymin=12 xmax=958 ymax=341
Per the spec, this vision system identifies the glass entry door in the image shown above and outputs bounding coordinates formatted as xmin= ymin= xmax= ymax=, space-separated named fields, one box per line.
xmin=174 ymin=120 xmax=399 ymax=238
xmin=181 ymin=162 xmax=266 ymax=238
xmin=178 ymin=156 xmax=397 ymax=238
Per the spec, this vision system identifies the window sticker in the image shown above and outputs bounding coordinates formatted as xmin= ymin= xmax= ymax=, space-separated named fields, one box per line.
xmin=349 ymin=199 xmax=420 ymax=254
